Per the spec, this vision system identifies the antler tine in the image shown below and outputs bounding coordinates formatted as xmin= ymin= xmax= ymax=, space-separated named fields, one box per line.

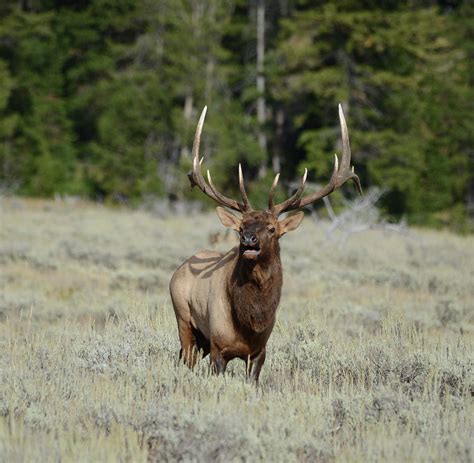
xmin=238 ymin=164 xmax=252 ymax=211
xmin=187 ymin=106 xmax=245 ymax=212
xmin=268 ymin=173 xmax=280 ymax=212
xmin=338 ymin=104 xmax=362 ymax=195
xmin=272 ymin=104 xmax=362 ymax=216
xmin=206 ymin=170 xmax=244 ymax=211
xmin=336 ymin=103 xmax=362 ymax=195
xmin=272 ymin=169 xmax=307 ymax=216
xmin=338 ymin=104 xmax=351 ymax=171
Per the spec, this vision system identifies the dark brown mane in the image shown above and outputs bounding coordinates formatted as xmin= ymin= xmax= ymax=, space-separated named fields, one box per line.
xmin=230 ymin=244 xmax=282 ymax=333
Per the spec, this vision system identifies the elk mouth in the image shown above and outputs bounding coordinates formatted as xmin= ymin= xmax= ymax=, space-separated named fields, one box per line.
xmin=241 ymin=243 xmax=261 ymax=259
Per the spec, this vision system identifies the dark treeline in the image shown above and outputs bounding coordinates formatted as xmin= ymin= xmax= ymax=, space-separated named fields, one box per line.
xmin=0 ymin=1 xmax=472 ymax=229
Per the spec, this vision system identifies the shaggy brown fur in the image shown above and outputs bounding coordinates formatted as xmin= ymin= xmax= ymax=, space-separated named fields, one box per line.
xmin=230 ymin=243 xmax=282 ymax=333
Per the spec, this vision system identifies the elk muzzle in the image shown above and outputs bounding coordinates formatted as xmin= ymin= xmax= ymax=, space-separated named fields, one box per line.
xmin=240 ymin=231 xmax=261 ymax=259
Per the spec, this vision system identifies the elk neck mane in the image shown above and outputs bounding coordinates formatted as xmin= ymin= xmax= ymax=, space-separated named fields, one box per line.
xmin=228 ymin=242 xmax=283 ymax=334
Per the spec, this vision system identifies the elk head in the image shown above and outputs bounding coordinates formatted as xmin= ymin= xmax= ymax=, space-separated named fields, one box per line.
xmin=214 ymin=209 xmax=303 ymax=262
xmin=188 ymin=105 xmax=362 ymax=262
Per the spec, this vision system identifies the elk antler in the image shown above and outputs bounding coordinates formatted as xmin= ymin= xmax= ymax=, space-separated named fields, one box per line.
xmin=188 ymin=106 xmax=252 ymax=213
xmin=269 ymin=104 xmax=362 ymax=216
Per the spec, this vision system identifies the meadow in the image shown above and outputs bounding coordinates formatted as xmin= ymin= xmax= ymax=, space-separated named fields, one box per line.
xmin=0 ymin=196 xmax=472 ymax=462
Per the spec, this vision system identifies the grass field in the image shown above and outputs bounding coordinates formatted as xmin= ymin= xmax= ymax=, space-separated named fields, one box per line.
xmin=0 ymin=196 xmax=472 ymax=462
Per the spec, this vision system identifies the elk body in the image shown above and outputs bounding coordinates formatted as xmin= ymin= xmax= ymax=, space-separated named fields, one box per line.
xmin=169 ymin=105 xmax=361 ymax=382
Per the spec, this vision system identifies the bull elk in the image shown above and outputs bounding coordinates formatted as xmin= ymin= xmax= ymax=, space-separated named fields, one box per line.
xmin=170 ymin=105 xmax=361 ymax=382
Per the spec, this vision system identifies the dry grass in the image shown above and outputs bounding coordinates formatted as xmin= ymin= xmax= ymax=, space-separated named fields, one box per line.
xmin=0 ymin=196 xmax=472 ymax=462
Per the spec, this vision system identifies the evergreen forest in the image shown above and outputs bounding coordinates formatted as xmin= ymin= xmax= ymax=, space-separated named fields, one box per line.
xmin=0 ymin=0 xmax=472 ymax=230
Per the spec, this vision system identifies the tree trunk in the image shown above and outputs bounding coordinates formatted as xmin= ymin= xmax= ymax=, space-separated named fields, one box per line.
xmin=468 ymin=152 xmax=474 ymax=220
xmin=256 ymin=0 xmax=267 ymax=178
xmin=180 ymin=91 xmax=194 ymax=160
xmin=272 ymin=107 xmax=283 ymax=173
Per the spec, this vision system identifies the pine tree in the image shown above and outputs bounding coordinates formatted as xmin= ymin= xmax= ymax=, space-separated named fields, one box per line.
xmin=0 ymin=0 xmax=471 ymax=229
xmin=0 ymin=1 xmax=79 ymax=195
xmin=272 ymin=1 xmax=473 ymax=227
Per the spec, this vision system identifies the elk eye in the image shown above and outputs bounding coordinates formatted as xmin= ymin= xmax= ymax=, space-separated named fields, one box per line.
xmin=269 ymin=227 xmax=275 ymax=233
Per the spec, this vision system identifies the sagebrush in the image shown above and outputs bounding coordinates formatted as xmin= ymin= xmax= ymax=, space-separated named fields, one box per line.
xmin=0 ymin=197 xmax=472 ymax=462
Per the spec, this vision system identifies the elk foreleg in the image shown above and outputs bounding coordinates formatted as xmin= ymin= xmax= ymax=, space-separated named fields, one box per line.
xmin=210 ymin=343 xmax=228 ymax=375
xmin=246 ymin=348 xmax=266 ymax=384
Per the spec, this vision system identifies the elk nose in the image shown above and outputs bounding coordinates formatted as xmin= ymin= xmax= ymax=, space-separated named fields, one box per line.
xmin=241 ymin=232 xmax=258 ymax=246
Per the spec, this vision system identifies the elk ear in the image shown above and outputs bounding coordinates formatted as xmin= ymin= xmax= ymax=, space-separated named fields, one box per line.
xmin=216 ymin=207 xmax=241 ymax=231
xmin=278 ymin=211 xmax=304 ymax=237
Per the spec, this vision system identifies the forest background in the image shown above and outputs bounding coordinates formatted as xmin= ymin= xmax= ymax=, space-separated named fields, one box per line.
xmin=0 ymin=0 xmax=472 ymax=230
